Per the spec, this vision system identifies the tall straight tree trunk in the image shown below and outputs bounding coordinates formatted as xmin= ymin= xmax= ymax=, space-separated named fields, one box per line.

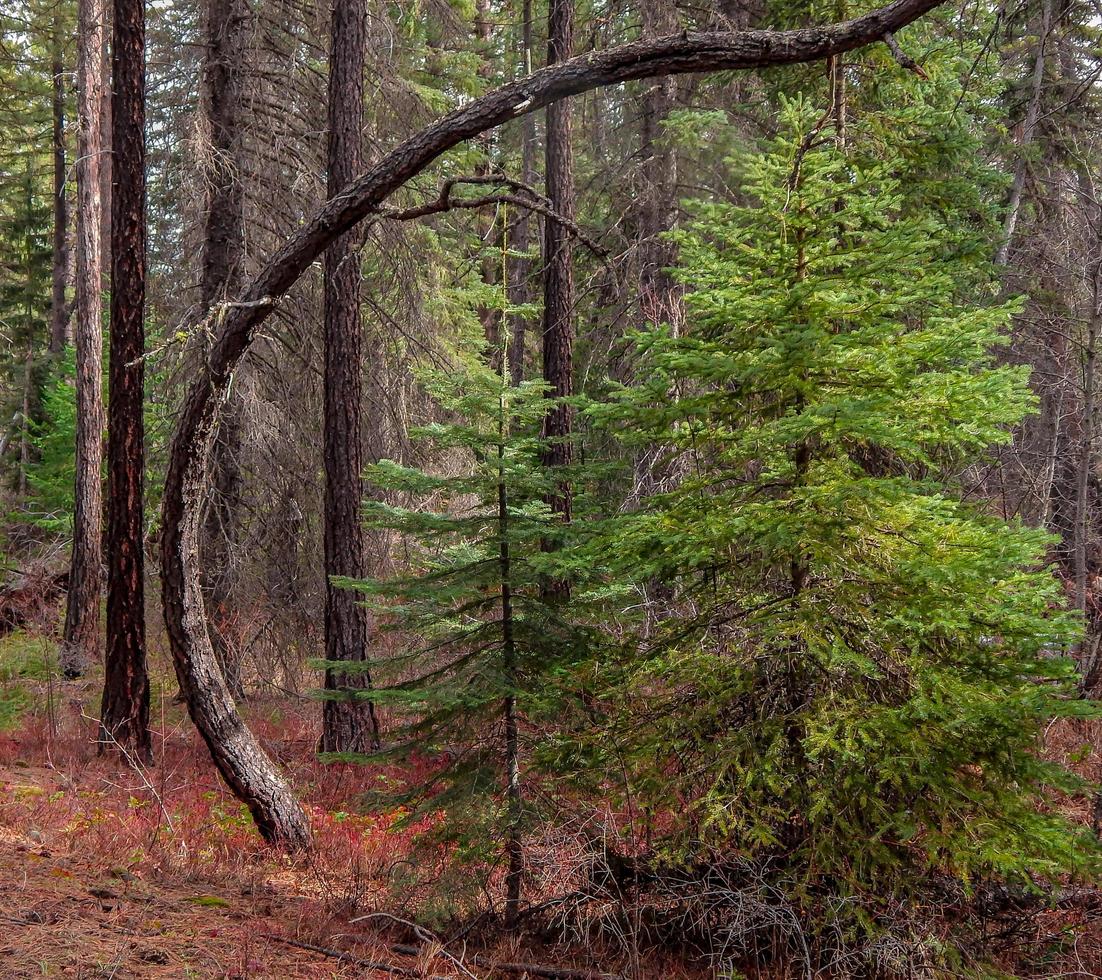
xmin=541 ymin=0 xmax=575 ymax=533
xmin=200 ymin=0 xmax=249 ymax=699
xmin=100 ymin=0 xmax=151 ymax=765
xmin=320 ymin=0 xmax=380 ymax=754
xmin=507 ymin=0 xmax=538 ymax=386
xmin=62 ymin=0 xmax=108 ymax=679
xmin=19 ymin=346 xmax=33 ymax=498
xmin=1077 ymin=177 xmax=1102 ymax=691
xmin=497 ymin=405 xmax=523 ymax=927
xmin=637 ymin=0 xmax=680 ymax=333
xmin=49 ymin=31 xmax=69 ymax=356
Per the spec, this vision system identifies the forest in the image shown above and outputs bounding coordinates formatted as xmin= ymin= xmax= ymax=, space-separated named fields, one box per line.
xmin=2 ymin=0 xmax=1102 ymax=975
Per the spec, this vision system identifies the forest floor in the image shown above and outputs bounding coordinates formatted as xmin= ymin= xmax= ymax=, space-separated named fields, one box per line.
xmin=0 ymin=799 xmax=348 ymax=978
xmin=0 ymin=626 xmax=655 ymax=979
xmin=4 ymin=623 xmax=1102 ymax=978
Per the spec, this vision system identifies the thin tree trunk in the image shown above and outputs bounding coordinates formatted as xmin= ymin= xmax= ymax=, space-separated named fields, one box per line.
xmin=540 ymin=0 xmax=575 ymax=542
xmin=498 ymin=398 xmax=523 ymax=928
xmin=19 ymin=346 xmax=33 ymax=498
xmin=507 ymin=0 xmax=538 ymax=387
xmin=320 ymin=0 xmax=380 ymax=754
xmin=100 ymin=0 xmax=151 ymax=765
xmin=157 ymin=0 xmax=948 ymax=841
xmin=200 ymin=0 xmax=249 ymax=700
xmin=49 ymin=32 xmax=69 ymax=356
xmin=637 ymin=0 xmax=681 ymax=332
xmin=1078 ymin=183 xmax=1101 ymax=691
xmin=62 ymin=0 xmax=108 ymax=679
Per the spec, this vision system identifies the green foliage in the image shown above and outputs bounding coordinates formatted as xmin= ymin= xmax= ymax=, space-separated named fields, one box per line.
xmin=0 ymin=629 xmax=56 ymax=729
xmin=325 ymin=349 xmax=599 ymax=874
xmin=23 ymin=351 xmax=77 ymax=531
xmin=557 ymin=99 xmax=1100 ymax=959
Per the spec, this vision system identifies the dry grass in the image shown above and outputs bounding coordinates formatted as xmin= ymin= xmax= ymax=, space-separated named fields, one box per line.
xmin=4 ymin=625 xmax=1102 ymax=977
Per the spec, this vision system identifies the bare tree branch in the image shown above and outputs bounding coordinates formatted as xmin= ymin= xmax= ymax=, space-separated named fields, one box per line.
xmin=379 ymin=176 xmax=606 ymax=256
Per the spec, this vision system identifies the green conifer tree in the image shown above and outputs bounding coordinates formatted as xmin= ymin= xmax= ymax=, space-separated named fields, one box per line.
xmin=327 ymin=352 xmax=596 ymax=924
xmin=574 ymin=97 xmax=1099 ymax=963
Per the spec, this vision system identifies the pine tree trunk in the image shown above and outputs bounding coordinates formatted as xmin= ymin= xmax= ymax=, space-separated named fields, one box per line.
xmin=100 ymin=0 xmax=151 ymax=765
xmin=637 ymin=0 xmax=680 ymax=332
xmin=498 ymin=418 xmax=523 ymax=927
xmin=995 ymin=0 xmax=1051 ymax=268
xmin=49 ymin=32 xmax=69 ymax=356
xmin=320 ymin=0 xmax=380 ymax=754
xmin=18 ymin=346 xmax=33 ymax=498
xmin=541 ymin=0 xmax=575 ymax=531
xmin=1077 ymin=179 xmax=1101 ymax=691
xmin=62 ymin=0 xmax=108 ymax=680
xmin=507 ymin=0 xmax=538 ymax=387
xmin=200 ymin=0 xmax=249 ymax=699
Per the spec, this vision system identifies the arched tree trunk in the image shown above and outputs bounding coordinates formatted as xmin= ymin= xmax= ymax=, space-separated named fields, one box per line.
xmin=158 ymin=0 xmax=946 ymax=844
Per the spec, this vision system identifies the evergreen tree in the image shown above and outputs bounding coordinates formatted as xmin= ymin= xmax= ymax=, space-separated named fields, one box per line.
xmin=571 ymin=98 xmax=1100 ymax=964
xmin=327 ymin=351 xmax=596 ymax=923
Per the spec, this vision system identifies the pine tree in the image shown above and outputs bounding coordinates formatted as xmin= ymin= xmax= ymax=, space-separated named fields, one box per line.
xmin=574 ymin=97 xmax=1100 ymax=963
xmin=326 ymin=351 xmax=597 ymax=924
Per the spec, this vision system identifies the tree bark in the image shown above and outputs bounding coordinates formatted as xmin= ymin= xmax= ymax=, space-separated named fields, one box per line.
xmin=62 ymin=0 xmax=108 ymax=680
xmin=540 ymin=0 xmax=575 ymax=534
xmin=200 ymin=0 xmax=250 ymax=699
xmin=636 ymin=0 xmax=681 ymax=332
xmin=1077 ymin=175 xmax=1101 ymax=690
xmin=19 ymin=345 xmax=33 ymax=498
xmin=498 ymin=410 xmax=523 ymax=927
xmin=507 ymin=0 xmax=538 ymax=386
xmin=100 ymin=0 xmax=151 ymax=765
xmin=158 ymin=0 xmax=948 ymax=843
xmin=319 ymin=0 xmax=381 ymax=755
xmin=49 ymin=31 xmax=69 ymax=356
xmin=994 ymin=0 xmax=1051 ymax=268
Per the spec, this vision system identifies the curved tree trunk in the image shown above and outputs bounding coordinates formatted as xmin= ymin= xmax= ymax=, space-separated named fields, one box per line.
xmin=158 ymin=0 xmax=946 ymax=844
xmin=61 ymin=0 xmax=108 ymax=680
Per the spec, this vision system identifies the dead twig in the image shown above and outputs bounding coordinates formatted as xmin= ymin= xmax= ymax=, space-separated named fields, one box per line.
xmin=378 ymin=175 xmax=607 ymax=257
xmin=882 ymin=32 xmax=928 ymax=77
xmin=388 ymin=942 xmax=621 ymax=980
xmin=261 ymin=934 xmax=446 ymax=978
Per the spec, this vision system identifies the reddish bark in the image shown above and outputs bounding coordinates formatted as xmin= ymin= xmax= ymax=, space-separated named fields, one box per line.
xmin=100 ymin=0 xmax=151 ymax=765
xmin=320 ymin=0 xmax=381 ymax=754
xmin=540 ymin=0 xmax=576 ymax=528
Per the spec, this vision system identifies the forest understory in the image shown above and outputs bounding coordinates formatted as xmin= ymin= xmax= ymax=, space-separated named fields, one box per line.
xmin=0 ymin=620 xmax=740 ymax=980
xmin=0 ymin=611 xmax=1101 ymax=979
